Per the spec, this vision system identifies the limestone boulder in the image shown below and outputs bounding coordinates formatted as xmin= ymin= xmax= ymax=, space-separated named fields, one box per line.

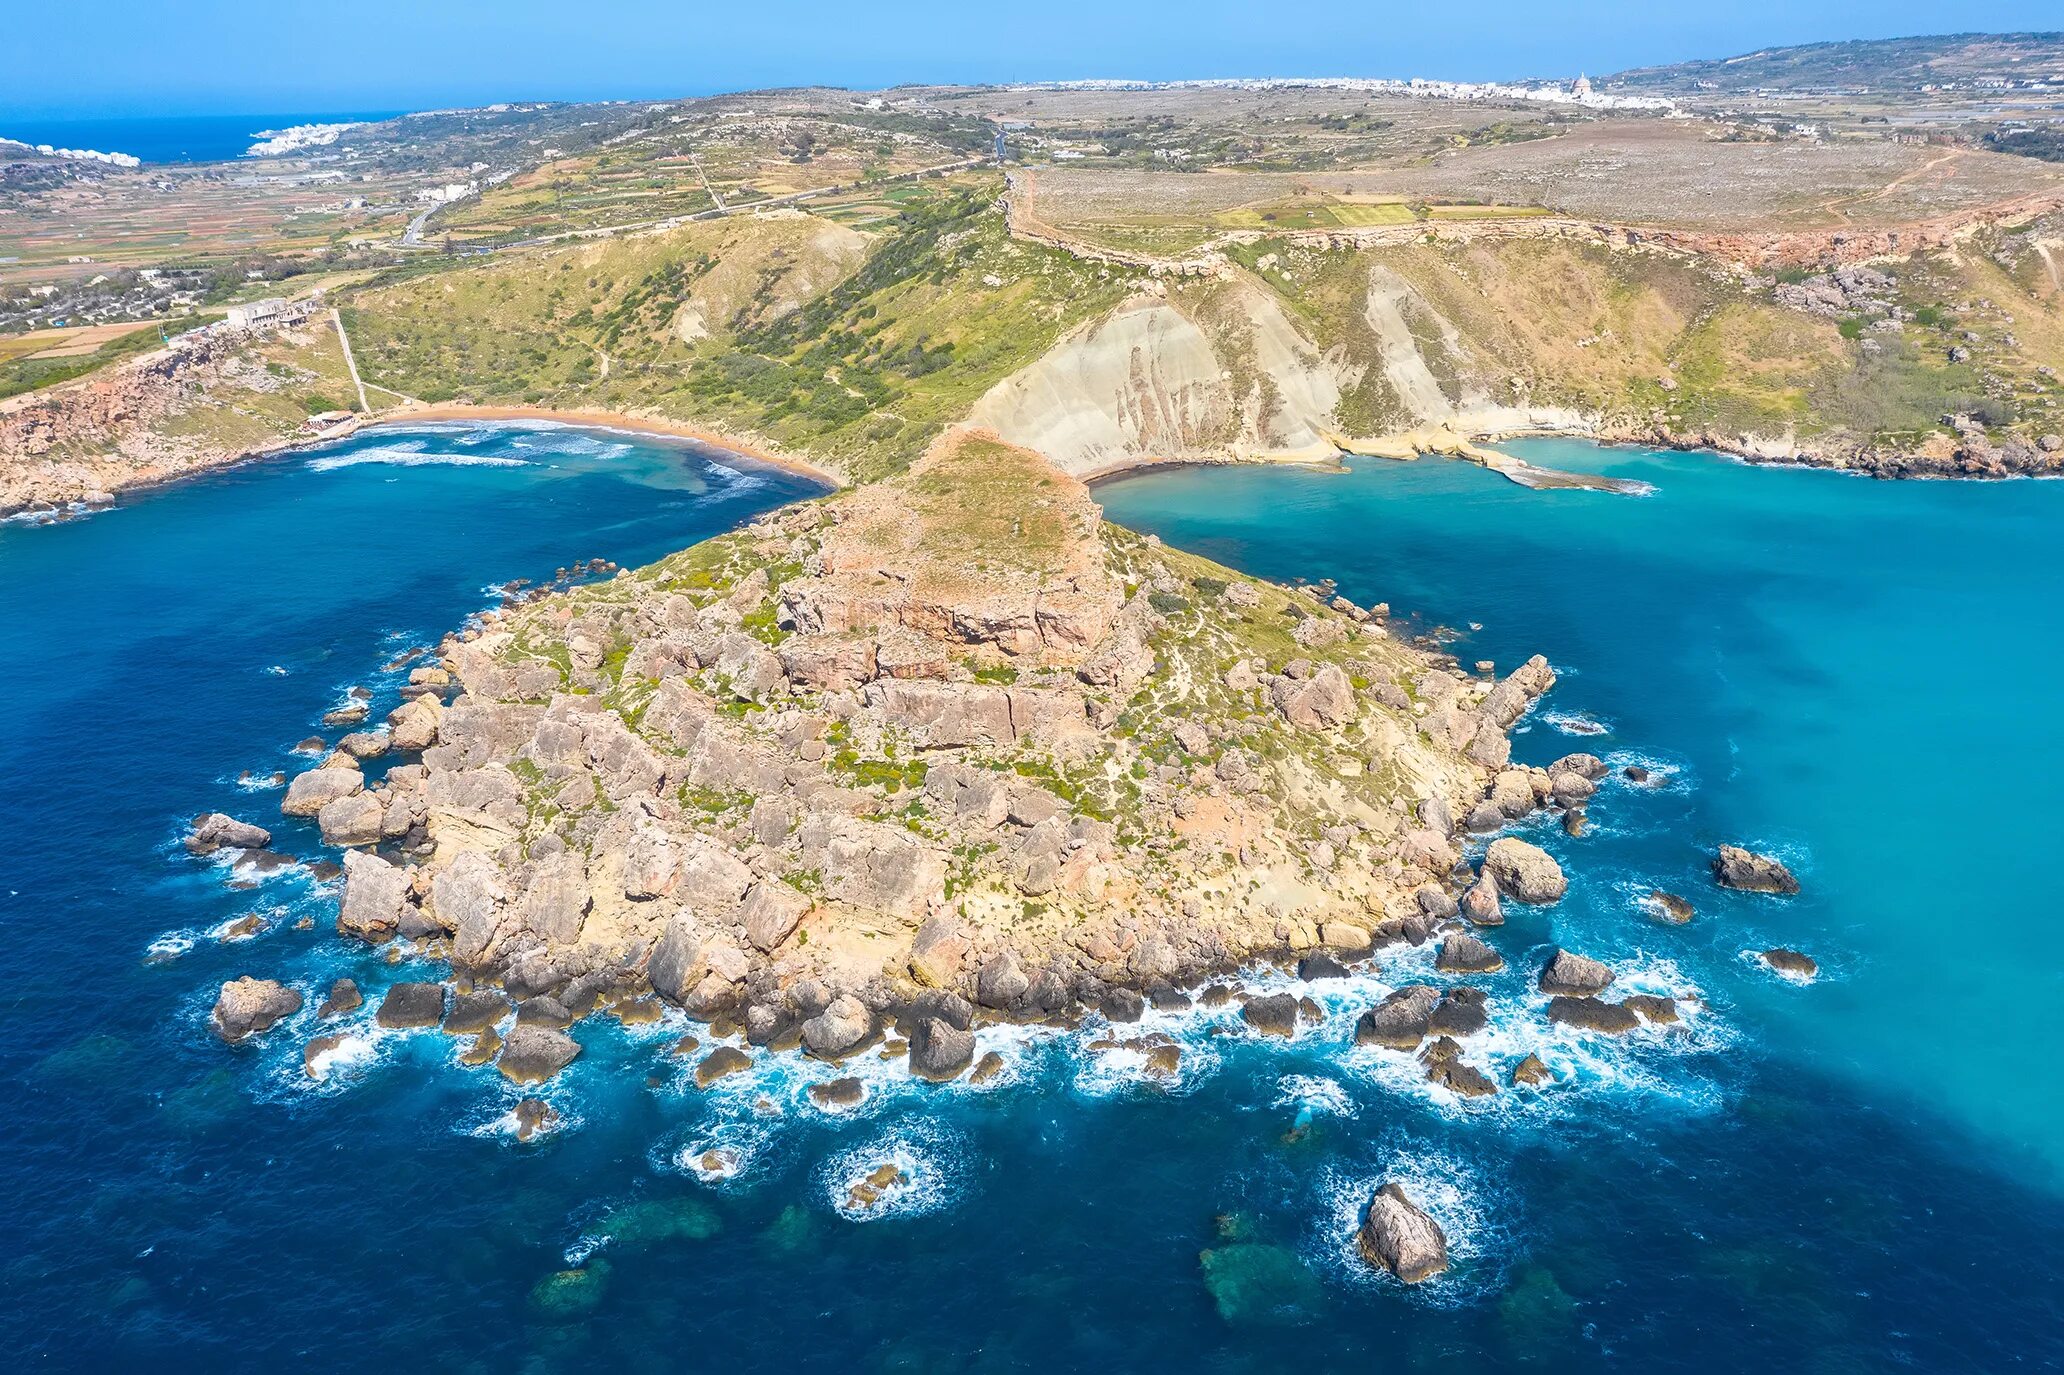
xmin=802 ymin=995 xmax=875 ymax=1060
xmin=1353 ymin=985 xmax=1440 ymax=1049
xmin=907 ymin=1016 xmax=975 ymax=1081
xmin=211 ymin=977 xmax=303 ymax=1042
xmin=1483 ymin=837 xmax=1566 ymax=904
xmin=317 ymin=791 xmax=385 ymax=846
xmin=1713 ymin=846 xmax=1800 ymax=895
xmin=1271 ymin=664 xmax=1356 ymax=729
xmin=498 ymin=1025 xmax=582 ymax=1084
xmin=1537 ymin=948 xmax=1614 ymax=997
xmin=281 ymin=767 xmax=362 ymax=818
xmin=1436 ymin=933 xmax=1503 ymax=974
xmin=741 ymin=881 xmax=811 ymax=953
xmin=185 ymin=813 xmax=271 ymax=855
xmin=338 ymin=848 xmax=409 ymax=943
xmin=1358 ymin=1182 xmax=1448 ymax=1283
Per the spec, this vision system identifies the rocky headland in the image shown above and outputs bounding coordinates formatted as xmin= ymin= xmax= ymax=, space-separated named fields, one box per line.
xmin=212 ymin=428 xmax=1627 ymax=1095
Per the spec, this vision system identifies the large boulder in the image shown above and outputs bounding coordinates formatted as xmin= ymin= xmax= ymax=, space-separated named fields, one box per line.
xmin=498 ymin=1024 xmax=582 ymax=1084
xmin=376 ymin=981 xmax=448 ymax=1029
xmin=647 ymin=917 xmax=707 ymax=1005
xmin=1271 ymin=664 xmax=1356 ymax=729
xmin=976 ymin=951 xmax=1031 ymax=1009
xmin=211 ymin=977 xmax=303 ymax=1042
xmin=1353 ymin=985 xmax=1440 ymax=1049
xmin=1483 ymin=837 xmax=1566 ymax=904
xmin=337 ymin=848 xmax=409 ymax=943
xmin=387 ymin=696 xmax=443 ymax=751
xmin=907 ymin=1016 xmax=975 ymax=1081
xmin=1435 ymin=933 xmax=1503 ymax=974
xmin=1537 ymin=949 xmax=1614 ymax=997
xmin=1459 ymin=872 xmax=1503 ymax=926
xmin=1241 ymin=993 xmax=1300 ymax=1038
xmin=1357 ymin=1182 xmax=1448 ymax=1283
xmin=1546 ymin=996 xmax=1640 ymax=1034
xmin=281 ymin=767 xmax=362 ymax=817
xmin=1713 ymin=846 xmax=1800 ymax=895
xmin=317 ymin=791 xmax=385 ymax=846
xmin=741 ymin=881 xmax=811 ymax=953
xmin=908 ymin=916 xmax=970 ymax=989
xmin=801 ymin=995 xmax=875 ymax=1060
xmin=185 ymin=813 xmax=271 ymax=855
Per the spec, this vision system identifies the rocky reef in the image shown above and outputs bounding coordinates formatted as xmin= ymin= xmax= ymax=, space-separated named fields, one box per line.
xmin=226 ymin=430 xmax=1587 ymax=1087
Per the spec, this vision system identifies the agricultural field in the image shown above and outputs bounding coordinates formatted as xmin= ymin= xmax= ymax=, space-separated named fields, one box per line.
xmin=1017 ymin=117 xmax=2064 ymax=253
xmin=0 ymin=318 xmax=178 ymax=399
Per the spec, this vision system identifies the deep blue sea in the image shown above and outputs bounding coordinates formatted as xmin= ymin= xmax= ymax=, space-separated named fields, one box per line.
xmin=4 ymin=426 xmax=2061 ymax=1370
xmin=0 ymin=112 xmax=400 ymax=165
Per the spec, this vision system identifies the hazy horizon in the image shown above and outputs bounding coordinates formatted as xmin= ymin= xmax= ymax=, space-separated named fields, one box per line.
xmin=4 ymin=2 xmax=2060 ymax=121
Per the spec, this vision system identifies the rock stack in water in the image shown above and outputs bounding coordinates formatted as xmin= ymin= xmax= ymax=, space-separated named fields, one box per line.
xmin=1358 ymin=1182 xmax=1448 ymax=1283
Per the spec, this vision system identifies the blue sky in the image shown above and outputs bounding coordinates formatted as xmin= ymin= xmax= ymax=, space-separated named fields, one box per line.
xmin=5 ymin=1 xmax=2059 ymax=118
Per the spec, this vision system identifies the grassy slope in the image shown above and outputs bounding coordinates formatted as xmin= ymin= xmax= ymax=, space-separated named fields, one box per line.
xmin=1224 ymin=225 xmax=2064 ymax=450
xmin=343 ymin=181 xmax=1131 ymax=480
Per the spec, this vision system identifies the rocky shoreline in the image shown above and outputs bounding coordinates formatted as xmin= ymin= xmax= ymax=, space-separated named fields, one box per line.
xmin=203 ymin=427 xmax=1812 ymax=1127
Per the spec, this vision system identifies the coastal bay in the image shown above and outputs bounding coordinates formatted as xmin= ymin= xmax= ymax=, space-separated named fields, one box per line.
xmin=3 ymin=422 xmax=2061 ymax=1367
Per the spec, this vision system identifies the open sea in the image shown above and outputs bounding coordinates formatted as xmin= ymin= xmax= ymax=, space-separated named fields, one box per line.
xmin=0 ymin=112 xmax=400 ymax=165
xmin=3 ymin=426 xmax=2060 ymax=1370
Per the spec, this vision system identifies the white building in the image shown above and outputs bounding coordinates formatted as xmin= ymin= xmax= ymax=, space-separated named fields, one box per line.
xmin=226 ymin=298 xmax=292 ymax=330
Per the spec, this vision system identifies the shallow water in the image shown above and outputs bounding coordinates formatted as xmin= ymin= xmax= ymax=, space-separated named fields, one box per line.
xmin=4 ymin=428 xmax=2060 ymax=1370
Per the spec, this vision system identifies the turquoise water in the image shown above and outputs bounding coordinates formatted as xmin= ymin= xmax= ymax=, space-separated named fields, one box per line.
xmin=4 ymin=426 xmax=2061 ymax=1369
xmin=1103 ymin=439 xmax=2064 ymax=1184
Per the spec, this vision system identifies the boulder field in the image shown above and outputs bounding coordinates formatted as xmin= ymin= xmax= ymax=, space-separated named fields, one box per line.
xmin=228 ymin=432 xmax=1602 ymax=1085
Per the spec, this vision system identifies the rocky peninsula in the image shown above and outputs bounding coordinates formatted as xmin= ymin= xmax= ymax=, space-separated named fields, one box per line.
xmin=210 ymin=428 xmax=1627 ymax=1100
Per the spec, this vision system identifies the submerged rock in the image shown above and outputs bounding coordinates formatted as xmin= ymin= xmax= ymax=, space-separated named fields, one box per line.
xmin=1484 ymin=837 xmax=1567 ymax=904
xmin=1358 ymin=1182 xmax=1448 ymax=1283
xmin=211 ymin=977 xmax=302 ymax=1042
xmin=1648 ymin=890 xmax=1695 ymax=924
xmin=529 ymin=1259 xmax=610 ymax=1321
xmin=1198 ymin=1242 xmax=1324 ymax=1326
xmin=1713 ymin=845 xmax=1800 ymax=895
